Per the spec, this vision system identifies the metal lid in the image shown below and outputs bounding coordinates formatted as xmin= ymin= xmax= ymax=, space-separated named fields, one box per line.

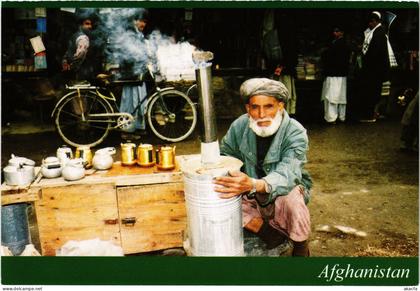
xmin=121 ymin=143 xmax=136 ymax=148
xmin=43 ymin=156 xmax=60 ymax=165
xmin=8 ymin=155 xmax=35 ymax=167
xmin=139 ymin=143 xmax=153 ymax=149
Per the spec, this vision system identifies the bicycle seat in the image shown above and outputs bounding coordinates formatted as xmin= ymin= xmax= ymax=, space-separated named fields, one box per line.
xmin=97 ymin=73 xmax=111 ymax=80
xmin=96 ymin=74 xmax=112 ymax=85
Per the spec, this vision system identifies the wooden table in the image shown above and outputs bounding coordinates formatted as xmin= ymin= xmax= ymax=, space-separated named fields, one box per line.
xmin=1 ymin=156 xmax=196 ymax=256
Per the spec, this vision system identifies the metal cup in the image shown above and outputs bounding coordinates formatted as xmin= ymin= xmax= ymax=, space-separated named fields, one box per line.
xmin=121 ymin=143 xmax=136 ymax=166
xmin=137 ymin=144 xmax=155 ymax=167
xmin=156 ymin=145 xmax=176 ymax=170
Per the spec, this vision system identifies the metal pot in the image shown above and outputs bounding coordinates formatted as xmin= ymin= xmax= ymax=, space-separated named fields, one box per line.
xmin=92 ymin=147 xmax=116 ymax=170
xmin=41 ymin=156 xmax=62 ymax=179
xmin=4 ymin=155 xmax=36 ymax=186
xmin=56 ymin=145 xmax=73 ymax=167
xmin=8 ymin=155 xmax=35 ymax=168
xmin=62 ymin=158 xmax=85 ymax=181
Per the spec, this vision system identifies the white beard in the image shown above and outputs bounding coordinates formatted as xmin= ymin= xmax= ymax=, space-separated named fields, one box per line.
xmin=249 ymin=110 xmax=283 ymax=137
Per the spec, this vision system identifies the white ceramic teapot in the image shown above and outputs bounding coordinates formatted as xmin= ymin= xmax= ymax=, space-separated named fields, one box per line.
xmin=56 ymin=145 xmax=73 ymax=167
xmin=3 ymin=155 xmax=36 ymax=186
xmin=41 ymin=156 xmax=62 ymax=179
xmin=62 ymin=158 xmax=85 ymax=181
xmin=92 ymin=147 xmax=116 ymax=170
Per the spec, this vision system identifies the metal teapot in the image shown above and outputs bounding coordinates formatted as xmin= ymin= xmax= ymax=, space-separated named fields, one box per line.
xmin=92 ymin=147 xmax=116 ymax=170
xmin=62 ymin=158 xmax=85 ymax=181
xmin=75 ymin=146 xmax=93 ymax=169
xmin=41 ymin=156 xmax=62 ymax=179
xmin=3 ymin=154 xmax=36 ymax=186
xmin=56 ymin=145 xmax=73 ymax=167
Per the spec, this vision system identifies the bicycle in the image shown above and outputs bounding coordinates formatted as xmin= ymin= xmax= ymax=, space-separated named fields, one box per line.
xmin=51 ymin=72 xmax=198 ymax=148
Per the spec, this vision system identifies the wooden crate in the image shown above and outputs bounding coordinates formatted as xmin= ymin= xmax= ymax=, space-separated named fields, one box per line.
xmin=34 ymin=183 xmax=120 ymax=256
xmin=2 ymin=155 xmax=196 ymax=256
xmin=117 ymin=182 xmax=187 ymax=254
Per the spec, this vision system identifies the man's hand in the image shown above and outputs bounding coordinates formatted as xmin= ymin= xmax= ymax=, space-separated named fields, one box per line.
xmin=213 ymin=170 xmax=253 ymax=199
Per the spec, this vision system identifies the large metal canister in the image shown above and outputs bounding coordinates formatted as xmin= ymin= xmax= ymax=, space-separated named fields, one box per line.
xmin=181 ymin=156 xmax=244 ymax=256
xmin=1 ymin=203 xmax=30 ymax=255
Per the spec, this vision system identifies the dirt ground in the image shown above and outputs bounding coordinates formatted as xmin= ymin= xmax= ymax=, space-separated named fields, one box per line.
xmin=1 ymin=116 xmax=418 ymax=257
xmin=305 ymin=120 xmax=418 ymax=257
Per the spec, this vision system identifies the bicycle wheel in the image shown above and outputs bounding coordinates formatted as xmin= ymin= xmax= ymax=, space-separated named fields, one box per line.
xmin=54 ymin=91 xmax=113 ymax=147
xmin=147 ymin=89 xmax=197 ymax=142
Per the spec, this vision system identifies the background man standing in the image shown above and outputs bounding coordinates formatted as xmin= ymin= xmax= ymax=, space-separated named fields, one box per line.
xmin=62 ymin=9 xmax=101 ymax=83
xmin=358 ymin=11 xmax=391 ymax=122
xmin=214 ymin=78 xmax=312 ymax=256
xmin=119 ymin=9 xmax=151 ymax=138
xmin=321 ymin=27 xmax=350 ymax=124
xmin=262 ymin=9 xmax=299 ymax=116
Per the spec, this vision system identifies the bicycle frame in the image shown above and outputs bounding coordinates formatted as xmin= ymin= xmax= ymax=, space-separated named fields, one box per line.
xmin=51 ymin=84 xmax=99 ymax=118
xmin=51 ymin=82 xmax=178 ymax=129
xmin=52 ymin=74 xmax=198 ymax=146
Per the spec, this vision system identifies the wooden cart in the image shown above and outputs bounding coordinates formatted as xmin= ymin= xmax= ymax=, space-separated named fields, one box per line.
xmin=1 ymin=156 xmax=194 ymax=256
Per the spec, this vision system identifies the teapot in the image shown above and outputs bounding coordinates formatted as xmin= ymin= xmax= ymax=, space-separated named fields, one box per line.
xmin=56 ymin=145 xmax=73 ymax=167
xmin=156 ymin=146 xmax=176 ymax=170
xmin=75 ymin=146 xmax=93 ymax=169
xmin=41 ymin=156 xmax=62 ymax=179
xmin=8 ymin=154 xmax=36 ymax=168
xmin=62 ymin=158 xmax=85 ymax=181
xmin=92 ymin=147 xmax=116 ymax=170
xmin=3 ymin=154 xmax=36 ymax=186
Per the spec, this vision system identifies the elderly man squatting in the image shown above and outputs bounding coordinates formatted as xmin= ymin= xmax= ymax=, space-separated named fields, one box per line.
xmin=213 ymin=78 xmax=312 ymax=257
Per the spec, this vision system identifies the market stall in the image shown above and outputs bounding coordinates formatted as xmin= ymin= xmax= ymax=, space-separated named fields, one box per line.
xmin=1 ymin=155 xmax=192 ymax=256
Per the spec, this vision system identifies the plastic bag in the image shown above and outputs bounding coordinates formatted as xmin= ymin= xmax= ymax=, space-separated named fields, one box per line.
xmin=56 ymin=238 xmax=124 ymax=256
xmin=20 ymin=244 xmax=41 ymax=256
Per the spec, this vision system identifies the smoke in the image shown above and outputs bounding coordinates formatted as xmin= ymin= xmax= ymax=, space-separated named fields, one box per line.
xmin=96 ymin=8 xmax=196 ymax=81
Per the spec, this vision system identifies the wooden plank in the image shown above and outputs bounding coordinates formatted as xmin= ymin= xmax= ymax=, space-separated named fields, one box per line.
xmin=30 ymin=155 xmax=201 ymax=189
xmin=1 ymin=183 xmax=31 ymax=192
xmin=32 ymin=163 xmax=183 ymax=188
xmin=34 ymin=183 xmax=121 ymax=256
xmin=0 ymin=168 xmax=42 ymax=192
xmin=104 ymin=161 xmax=180 ymax=176
xmin=1 ymin=188 xmax=41 ymax=205
xmin=117 ymin=183 xmax=187 ymax=254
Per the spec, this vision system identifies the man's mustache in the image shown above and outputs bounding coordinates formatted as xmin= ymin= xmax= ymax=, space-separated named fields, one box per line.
xmin=254 ymin=118 xmax=273 ymax=123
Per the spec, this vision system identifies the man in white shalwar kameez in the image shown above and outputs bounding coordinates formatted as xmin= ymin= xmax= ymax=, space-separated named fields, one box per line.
xmin=321 ymin=27 xmax=350 ymax=123
xmin=321 ymin=77 xmax=347 ymax=123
